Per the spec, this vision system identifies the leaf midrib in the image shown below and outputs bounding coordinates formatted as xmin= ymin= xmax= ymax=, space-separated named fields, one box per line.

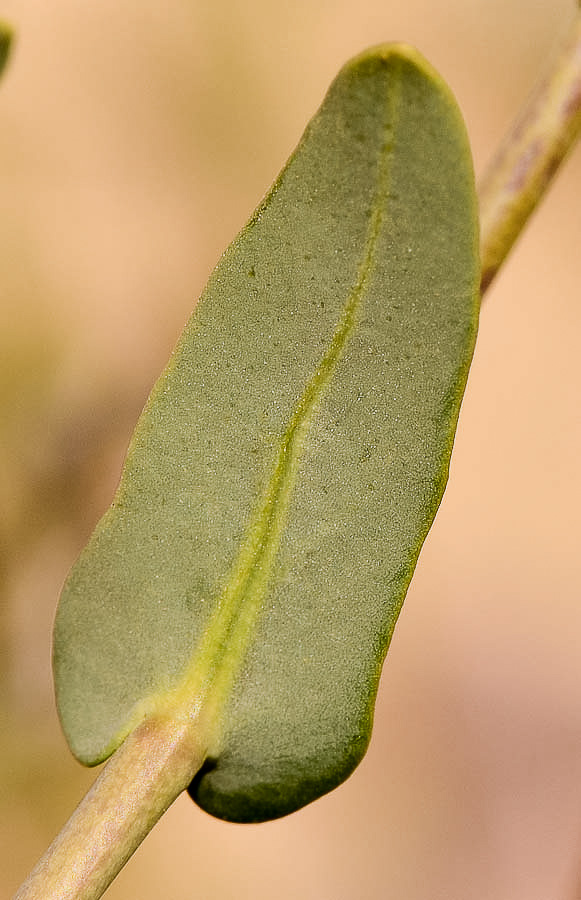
xmin=146 ymin=63 xmax=403 ymax=744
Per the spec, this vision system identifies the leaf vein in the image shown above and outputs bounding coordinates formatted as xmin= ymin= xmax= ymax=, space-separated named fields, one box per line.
xmin=168 ymin=65 xmax=403 ymax=732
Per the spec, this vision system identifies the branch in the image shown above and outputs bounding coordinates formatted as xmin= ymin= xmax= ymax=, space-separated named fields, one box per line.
xmin=479 ymin=6 xmax=581 ymax=293
xmin=13 ymin=712 xmax=208 ymax=900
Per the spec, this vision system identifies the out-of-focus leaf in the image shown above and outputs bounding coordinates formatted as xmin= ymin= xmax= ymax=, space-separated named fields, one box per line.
xmin=0 ymin=22 xmax=12 ymax=77
xmin=54 ymin=44 xmax=479 ymax=823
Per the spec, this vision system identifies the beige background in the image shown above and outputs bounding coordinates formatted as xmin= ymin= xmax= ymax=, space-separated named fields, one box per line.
xmin=1 ymin=1 xmax=580 ymax=898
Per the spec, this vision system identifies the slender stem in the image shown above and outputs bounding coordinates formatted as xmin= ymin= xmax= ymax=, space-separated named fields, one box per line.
xmin=13 ymin=711 xmax=209 ymax=900
xmin=479 ymin=7 xmax=581 ymax=294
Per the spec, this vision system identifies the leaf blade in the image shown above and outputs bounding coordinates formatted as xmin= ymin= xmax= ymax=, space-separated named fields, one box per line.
xmin=54 ymin=44 xmax=479 ymax=821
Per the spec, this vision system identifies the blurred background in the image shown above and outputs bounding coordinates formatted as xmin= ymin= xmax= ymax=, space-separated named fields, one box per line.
xmin=1 ymin=1 xmax=580 ymax=898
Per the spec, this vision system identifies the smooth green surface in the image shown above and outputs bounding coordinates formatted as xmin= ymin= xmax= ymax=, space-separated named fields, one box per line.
xmin=54 ymin=44 xmax=479 ymax=822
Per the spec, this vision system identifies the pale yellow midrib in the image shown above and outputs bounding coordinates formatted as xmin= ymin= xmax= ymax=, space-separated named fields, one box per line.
xmin=157 ymin=66 xmax=403 ymax=738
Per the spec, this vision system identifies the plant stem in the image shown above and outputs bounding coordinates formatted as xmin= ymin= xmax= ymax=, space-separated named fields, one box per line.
xmin=479 ymin=6 xmax=581 ymax=293
xmin=13 ymin=711 xmax=209 ymax=900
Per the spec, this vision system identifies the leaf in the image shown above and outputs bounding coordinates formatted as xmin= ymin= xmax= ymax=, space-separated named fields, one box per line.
xmin=54 ymin=44 xmax=479 ymax=823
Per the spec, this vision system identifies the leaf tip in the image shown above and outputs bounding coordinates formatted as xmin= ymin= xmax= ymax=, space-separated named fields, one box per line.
xmin=340 ymin=42 xmax=460 ymax=107
xmin=342 ymin=42 xmax=428 ymax=73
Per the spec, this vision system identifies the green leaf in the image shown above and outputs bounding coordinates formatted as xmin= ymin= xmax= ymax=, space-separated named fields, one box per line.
xmin=54 ymin=44 xmax=479 ymax=823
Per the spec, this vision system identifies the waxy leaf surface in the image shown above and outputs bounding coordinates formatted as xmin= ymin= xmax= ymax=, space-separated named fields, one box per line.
xmin=54 ymin=45 xmax=479 ymax=822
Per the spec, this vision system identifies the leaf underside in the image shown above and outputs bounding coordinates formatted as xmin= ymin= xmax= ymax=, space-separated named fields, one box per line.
xmin=54 ymin=44 xmax=479 ymax=823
